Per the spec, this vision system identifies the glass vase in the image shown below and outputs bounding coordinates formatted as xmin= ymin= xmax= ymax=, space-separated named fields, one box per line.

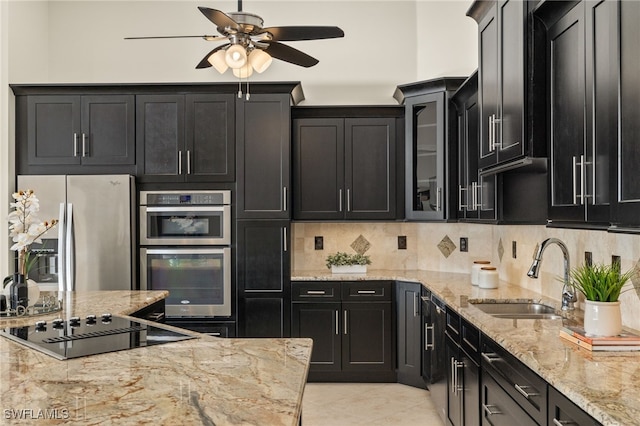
xmin=9 ymin=273 xmax=28 ymax=311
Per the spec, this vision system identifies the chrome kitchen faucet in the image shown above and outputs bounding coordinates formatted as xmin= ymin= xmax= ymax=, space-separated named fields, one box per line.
xmin=527 ymin=238 xmax=577 ymax=310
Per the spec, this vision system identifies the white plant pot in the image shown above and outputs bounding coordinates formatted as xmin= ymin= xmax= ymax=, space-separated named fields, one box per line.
xmin=331 ymin=265 xmax=367 ymax=274
xmin=583 ymin=300 xmax=622 ymax=337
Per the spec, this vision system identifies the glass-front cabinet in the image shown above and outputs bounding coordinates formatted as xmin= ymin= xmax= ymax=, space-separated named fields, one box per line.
xmin=396 ymin=78 xmax=465 ymax=221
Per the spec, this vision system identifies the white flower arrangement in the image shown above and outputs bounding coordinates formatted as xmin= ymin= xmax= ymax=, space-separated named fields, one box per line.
xmin=8 ymin=190 xmax=58 ymax=277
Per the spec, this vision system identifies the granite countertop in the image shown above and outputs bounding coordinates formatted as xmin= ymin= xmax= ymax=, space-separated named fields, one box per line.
xmin=292 ymin=269 xmax=640 ymax=426
xmin=0 ymin=291 xmax=312 ymax=425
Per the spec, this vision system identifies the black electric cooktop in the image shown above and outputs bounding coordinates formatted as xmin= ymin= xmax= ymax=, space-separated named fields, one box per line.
xmin=0 ymin=314 xmax=197 ymax=360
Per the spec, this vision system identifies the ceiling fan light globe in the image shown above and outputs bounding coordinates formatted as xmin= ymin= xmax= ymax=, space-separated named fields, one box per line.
xmin=225 ymin=44 xmax=247 ymax=69
xmin=232 ymin=62 xmax=254 ymax=78
xmin=249 ymin=49 xmax=272 ymax=73
xmin=208 ymin=50 xmax=229 ymax=74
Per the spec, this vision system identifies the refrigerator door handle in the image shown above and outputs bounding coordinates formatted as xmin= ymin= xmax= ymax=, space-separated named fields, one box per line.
xmin=65 ymin=203 xmax=75 ymax=292
xmin=57 ymin=203 xmax=66 ymax=293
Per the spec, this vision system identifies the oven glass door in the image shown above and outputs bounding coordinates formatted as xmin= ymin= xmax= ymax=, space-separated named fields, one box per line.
xmin=141 ymin=248 xmax=231 ymax=317
xmin=140 ymin=206 xmax=231 ymax=245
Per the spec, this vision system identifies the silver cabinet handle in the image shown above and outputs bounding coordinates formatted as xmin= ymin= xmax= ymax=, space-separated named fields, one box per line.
xmin=481 ymin=352 xmax=502 ymax=364
xmin=425 ymin=324 xmax=435 ymax=350
xmin=414 ymin=293 xmax=418 ymax=317
xmin=338 ymin=189 xmax=343 ymax=212
xmin=488 ymin=115 xmax=494 ymax=151
xmin=472 ymin=181 xmax=480 ymax=211
xmin=492 ymin=115 xmax=502 ymax=150
xmin=514 ymin=383 xmax=539 ymax=399
xmin=553 ymin=418 xmax=575 ymax=426
xmin=283 ymin=187 xmax=287 ymax=212
xmin=306 ymin=290 xmax=326 ymax=295
xmin=483 ymin=404 xmax=502 ymax=416
xmin=579 ymin=154 xmax=585 ymax=204
xmin=357 ymin=290 xmax=376 ymax=294
xmin=186 ymin=150 xmax=191 ymax=175
xmin=436 ymin=187 xmax=442 ymax=211
xmin=458 ymin=185 xmax=468 ymax=209
xmin=344 ymin=310 xmax=348 ymax=335
xmin=81 ymin=133 xmax=88 ymax=157
xmin=450 ymin=357 xmax=456 ymax=394
xmin=73 ymin=133 xmax=79 ymax=157
xmin=283 ymin=227 xmax=287 ymax=252
xmin=346 ymin=189 xmax=351 ymax=212
xmin=335 ymin=310 xmax=339 ymax=335
xmin=178 ymin=151 xmax=183 ymax=175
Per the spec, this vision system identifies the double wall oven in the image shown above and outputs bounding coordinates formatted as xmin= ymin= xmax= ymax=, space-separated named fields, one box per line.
xmin=139 ymin=190 xmax=232 ymax=319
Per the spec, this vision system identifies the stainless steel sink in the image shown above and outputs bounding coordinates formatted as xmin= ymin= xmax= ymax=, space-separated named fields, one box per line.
xmin=470 ymin=302 xmax=562 ymax=319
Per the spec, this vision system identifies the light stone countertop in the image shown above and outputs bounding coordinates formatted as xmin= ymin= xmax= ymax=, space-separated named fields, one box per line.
xmin=292 ymin=269 xmax=640 ymax=426
xmin=0 ymin=291 xmax=312 ymax=425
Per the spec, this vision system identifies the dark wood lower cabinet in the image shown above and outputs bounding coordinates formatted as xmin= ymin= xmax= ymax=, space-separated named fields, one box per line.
xmin=236 ymin=220 xmax=290 ymax=338
xmin=481 ymin=373 xmax=537 ymax=426
xmin=291 ymin=281 xmax=395 ymax=382
xmin=548 ymin=386 xmax=601 ymax=426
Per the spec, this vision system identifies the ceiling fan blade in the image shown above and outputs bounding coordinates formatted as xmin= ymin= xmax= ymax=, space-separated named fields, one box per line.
xmin=125 ymin=35 xmax=226 ymax=41
xmin=262 ymin=41 xmax=319 ymax=68
xmin=198 ymin=7 xmax=240 ymax=31
xmin=260 ymin=26 xmax=344 ymax=41
xmin=195 ymin=44 xmax=229 ymax=69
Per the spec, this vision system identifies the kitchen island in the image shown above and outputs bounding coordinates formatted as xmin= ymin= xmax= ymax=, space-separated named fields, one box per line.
xmin=292 ymin=269 xmax=640 ymax=426
xmin=0 ymin=291 xmax=312 ymax=425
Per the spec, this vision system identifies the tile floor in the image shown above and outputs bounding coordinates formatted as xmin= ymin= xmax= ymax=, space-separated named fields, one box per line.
xmin=301 ymin=383 xmax=445 ymax=425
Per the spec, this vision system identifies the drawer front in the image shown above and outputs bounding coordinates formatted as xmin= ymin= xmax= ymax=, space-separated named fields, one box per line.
xmin=481 ymin=337 xmax=547 ymax=425
xmin=342 ymin=281 xmax=393 ymax=301
xmin=460 ymin=317 xmax=480 ymax=363
xmin=292 ymin=282 xmax=342 ymax=301
xmin=446 ymin=308 xmax=460 ymax=341
xmin=481 ymin=372 xmax=538 ymax=426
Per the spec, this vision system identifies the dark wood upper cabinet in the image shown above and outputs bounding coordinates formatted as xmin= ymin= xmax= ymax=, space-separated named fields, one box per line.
xmin=136 ymin=93 xmax=235 ymax=183
xmin=236 ymin=93 xmax=292 ymax=219
xmin=468 ymin=0 xmax=546 ymax=174
xmin=611 ymin=0 xmax=640 ymax=229
xmin=538 ymin=0 xmax=614 ymax=228
xmin=292 ymin=107 xmax=403 ymax=221
xmin=453 ymin=72 xmax=498 ymax=222
xmin=395 ymin=78 xmax=464 ymax=221
xmin=19 ymin=94 xmax=135 ymax=172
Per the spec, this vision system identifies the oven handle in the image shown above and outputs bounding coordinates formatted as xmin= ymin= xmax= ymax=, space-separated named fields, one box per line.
xmin=144 ymin=248 xmax=229 ymax=255
xmin=144 ymin=206 xmax=228 ymax=212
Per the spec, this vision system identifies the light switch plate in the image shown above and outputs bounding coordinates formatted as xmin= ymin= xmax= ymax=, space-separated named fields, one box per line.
xmin=314 ymin=236 xmax=323 ymax=250
xmin=398 ymin=236 xmax=407 ymax=250
xmin=460 ymin=237 xmax=468 ymax=252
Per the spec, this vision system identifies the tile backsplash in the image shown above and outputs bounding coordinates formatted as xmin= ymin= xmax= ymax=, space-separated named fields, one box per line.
xmin=292 ymin=222 xmax=640 ymax=330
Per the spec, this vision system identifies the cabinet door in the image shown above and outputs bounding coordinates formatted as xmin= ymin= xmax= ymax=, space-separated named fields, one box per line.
xmin=291 ymin=302 xmax=342 ymax=372
xmin=496 ymin=0 xmax=525 ymax=163
xmin=27 ymin=95 xmax=81 ymax=166
xmin=612 ymin=0 xmax=640 ymax=227
xmin=136 ymin=95 xmax=185 ymax=182
xmin=446 ymin=335 xmax=462 ymax=426
xmin=462 ymin=351 xmax=481 ymax=426
xmin=184 ymin=94 xmax=235 ymax=182
xmin=293 ymin=118 xmax=344 ymax=220
xmin=478 ymin=6 xmax=499 ymax=168
xmin=236 ymin=220 xmax=290 ymax=338
xmin=345 ymin=118 xmax=397 ymax=220
xmin=405 ymin=92 xmax=445 ymax=220
xmin=341 ymin=301 xmax=393 ymax=373
xmin=396 ymin=282 xmax=424 ymax=388
xmin=548 ymin=5 xmax=586 ymax=222
xmin=430 ymin=298 xmax=448 ymax=423
xmin=80 ymin=95 xmax=135 ymax=166
xmin=236 ymin=94 xmax=291 ymax=219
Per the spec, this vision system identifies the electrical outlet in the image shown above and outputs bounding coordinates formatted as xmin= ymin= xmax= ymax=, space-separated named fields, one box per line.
xmin=460 ymin=237 xmax=468 ymax=252
xmin=398 ymin=236 xmax=407 ymax=250
xmin=612 ymin=255 xmax=621 ymax=268
xmin=314 ymin=236 xmax=323 ymax=250
xmin=512 ymin=241 xmax=517 ymax=259
xmin=585 ymin=251 xmax=593 ymax=266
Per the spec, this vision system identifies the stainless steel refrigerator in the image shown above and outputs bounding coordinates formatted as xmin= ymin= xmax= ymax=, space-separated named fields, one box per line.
xmin=17 ymin=175 xmax=136 ymax=292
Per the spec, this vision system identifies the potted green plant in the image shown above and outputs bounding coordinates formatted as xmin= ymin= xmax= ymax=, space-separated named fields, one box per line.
xmin=570 ymin=262 xmax=635 ymax=336
xmin=326 ymin=252 xmax=371 ymax=274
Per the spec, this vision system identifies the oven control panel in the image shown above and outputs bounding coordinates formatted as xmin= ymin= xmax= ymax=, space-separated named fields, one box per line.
xmin=141 ymin=190 xmax=231 ymax=206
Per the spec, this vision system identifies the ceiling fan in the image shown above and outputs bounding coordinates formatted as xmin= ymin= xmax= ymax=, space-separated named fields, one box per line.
xmin=125 ymin=0 xmax=344 ymax=75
